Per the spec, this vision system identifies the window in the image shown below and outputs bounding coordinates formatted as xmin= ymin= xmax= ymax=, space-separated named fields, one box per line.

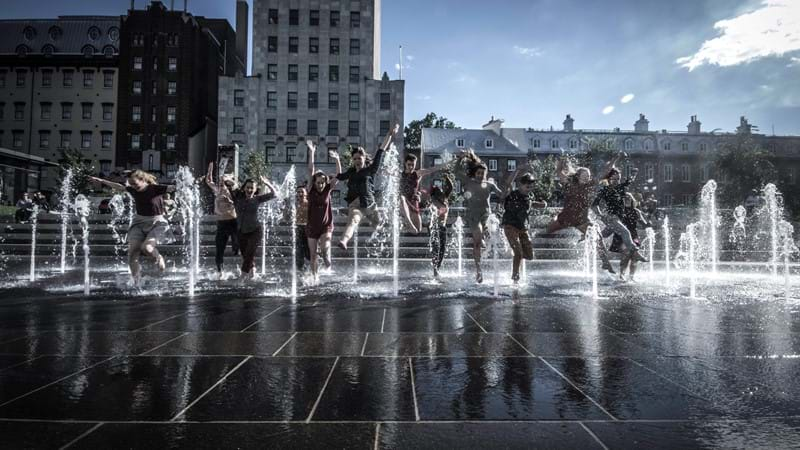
xmin=533 ymin=139 xmax=541 ymax=148
xmin=133 ymin=80 xmax=142 ymax=95
xmin=132 ymin=134 xmax=141 ymax=150
xmin=63 ymin=70 xmax=73 ymax=87
xmin=663 ymin=163 xmax=673 ymax=182
xmin=645 ymin=163 xmax=655 ymax=180
xmin=289 ymin=9 xmax=299 ymax=25
xmin=168 ymin=57 xmax=177 ymax=72
xmin=485 ymin=139 xmax=494 ymax=149
xmin=166 ymin=135 xmax=176 ymax=150
xmin=569 ymin=139 xmax=577 ymax=149
xmin=150 ymin=134 xmax=156 ymax=149
xmin=380 ymin=93 xmax=390 ymax=110
xmin=266 ymin=118 xmax=277 ymax=135
xmin=350 ymin=39 xmax=360 ymax=55
xmin=644 ymin=139 xmax=653 ymax=151
xmin=682 ymin=194 xmax=693 ymax=206
xmin=167 ymin=106 xmax=176 ymax=123
xmin=330 ymin=38 xmax=340 ymax=55
xmin=234 ymin=90 xmax=245 ymax=106
xmin=39 ymin=131 xmax=50 ymax=149
xmin=288 ymin=91 xmax=298 ymax=109
xmin=41 ymin=70 xmax=52 ymax=87
xmin=624 ymin=139 xmax=633 ymax=151
xmin=168 ymin=81 xmax=177 ymax=95
xmin=309 ymin=37 xmax=319 ymax=53
xmin=268 ymin=9 xmax=278 ymax=24
xmin=307 ymin=119 xmax=318 ymax=136
xmin=14 ymin=103 xmax=24 ymax=120
xmin=488 ymin=159 xmax=498 ymax=171
xmin=550 ymin=139 xmax=559 ymax=149
xmin=267 ymin=91 xmax=277 ymax=109
xmin=288 ymin=64 xmax=298 ymax=81
xmin=663 ymin=194 xmax=673 ymax=207
xmin=133 ymin=33 xmax=144 ymax=46
xmin=61 ymin=103 xmax=72 ymax=120
xmin=133 ymin=56 xmax=142 ymax=70
xmin=699 ymin=143 xmax=707 ymax=152
xmin=328 ymin=93 xmax=339 ymax=110
xmin=11 ymin=131 xmax=22 ymax=149
xmin=40 ymin=102 xmax=51 ymax=120
xmin=308 ymin=92 xmax=318 ymax=109
xmin=81 ymin=71 xmax=93 ymax=88
xmin=287 ymin=120 xmax=297 ymax=135
xmin=507 ymin=159 xmax=517 ymax=172
xmin=349 ymin=66 xmax=359 ymax=83
xmin=152 ymin=81 xmax=157 ymax=95
xmin=100 ymin=160 xmax=111 ymax=173
xmin=103 ymin=71 xmax=114 ymax=88
xmin=348 ymin=120 xmax=359 ymax=137
xmin=166 ymin=163 xmax=177 ymax=177
xmin=151 ymin=106 xmax=157 ymax=122
xmin=81 ymin=131 xmax=92 ymax=149
xmin=350 ymin=11 xmax=361 ymax=28
xmin=703 ymin=164 xmax=711 ymax=181
xmin=265 ymin=144 xmax=276 ymax=162
xmin=132 ymin=105 xmax=141 ymax=122
xmin=308 ymin=65 xmax=319 ymax=81
xmin=101 ymin=132 xmax=112 ymax=148
xmin=681 ymin=141 xmax=689 ymax=152
xmin=16 ymin=70 xmax=26 ymax=87
xmin=286 ymin=146 xmax=296 ymax=162
xmin=82 ymin=103 xmax=92 ymax=120
xmin=267 ymin=64 xmax=278 ymax=80
xmin=289 ymin=37 xmax=298 ymax=53
xmin=681 ymin=164 xmax=691 ymax=182
xmin=327 ymin=120 xmax=338 ymax=136
xmin=0 ymin=71 xmax=5 ymax=88
xmin=330 ymin=10 xmax=340 ymax=27
xmin=152 ymin=57 xmax=158 ymax=71
xmin=380 ymin=121 xmax=390 ymax=136
xmin=310 ymin=10 xmax=320 ymax=26
xmin=663 ymin=141 xmax=671 ymax=151
xmin=167 ymin=33 xmax=179 ymax=46
xmin=349 ymin=93 xmax=359 ymax=110
xmin=268 ymin=36 xmax=278 ymax=52
xmin=60 ymin=131 xmax=72 ymax=148
xmin=233 ymin=117 xmax=244 ymax=134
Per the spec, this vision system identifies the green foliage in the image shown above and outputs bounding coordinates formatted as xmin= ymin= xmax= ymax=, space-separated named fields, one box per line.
xmin=526 ymin=154 xmax=558 ymax=202
xmin=243 ymin=150 xmax=271 ymax=182
xmin=404 ymin=112 xmax=457 ymax=152
xmin=577 ymin=137 xmax=617 ymax=173
xmin=713 ymin=135 xmax=777 ymax=207
xmin=57 ymin=148 xmax=94 ymax=196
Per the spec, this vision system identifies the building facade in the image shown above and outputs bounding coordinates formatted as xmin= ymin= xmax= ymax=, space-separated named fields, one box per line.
xmin=218 ymin=0 xmax=405 ymax=192
xmin=116 ymin=1 xmax=244 ymax=179
xmin=422 ymin=115 xmax=800 ymax=207
xmin=0 ymin=16 xmax=120 ymax=196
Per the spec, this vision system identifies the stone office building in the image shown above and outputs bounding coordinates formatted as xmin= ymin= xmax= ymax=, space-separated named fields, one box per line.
xmin=0 ymin=16 xmax=121 ymax=197
xmin=115 ymin=1 xmax=245 ymax=180
xmin=218 ymin=0 xmax=405 ymax=194
xmin=422 ymin=115 xmax=800 ymax=207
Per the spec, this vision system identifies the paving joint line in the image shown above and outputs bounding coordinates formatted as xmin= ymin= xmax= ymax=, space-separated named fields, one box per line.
xmin=170 ymin=356 xmax=253 ymax=422
xmin=506 ymin=333 xmax=536 ymax=357
xmin=239 ymin=305 xmax=285 ymax=332
xmin=0 ymin=354 xmax=46 ymax=374
xmin=271 ymin=332 xmax=298 ymax=357
xmin=59 ymin=422 xmax=105 ymax=450
xmin=306 ymin=356 xmax=340 ymax=423
xmin=373 ymin=422 xmax=381 ymax=450
xmin=537 ymin=356 xmax=619 ymax=421
xmin=2 ymin=417 xmax=800 ymax=424
xmin=137 ymin=332 xmax=190 ymax=356
xmin=624 ymin=357 xmax=714 ymax=402
xmin=132 ymin=312 xmax=192 ymax=332
xmin=463 ymin=309 xmax=488 ymax=334
xmin=380 ymin=309 xmax=387 ymax=333
xmin=409 ymin=357 xmax=420 ymax=421
xmin=360 ymin=332 xmax=370 ymax=357
xmin=579 ymin=421 xmax=609 ymax=450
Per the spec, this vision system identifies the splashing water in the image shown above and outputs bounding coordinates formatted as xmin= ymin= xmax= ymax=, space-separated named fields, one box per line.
xmin=587 ymin=223 xmax=599 ymax=299
xmin=376 ymin=143 xmax=401 ymax=296
xmin=487 ymin=213 xmax=501 ymax=297
xmin=730 ymin=205 xmax=747 ymax=249
xmin=699 ymin=180 xmax=718 ymax=274
xmin=454 ymin=216 xmax=464 ymax=276
xmin=108 ymin=194 xmax=130 ymax=264
xmin=175 ymin=167 xmax=200 ymax=296
xmin=646 ymin=226 xmax=656 ymax=275
xmin=779 ymin=220 xmax=797 ymax=300
xmin=663 ymin=216 xmax=671 ymax=285
xmin=763 ymin=184 xmax=781 ymax=278
xmin=29 ymin=204 xmax=39 ymax=282
xmin=59 ymin=169 xmax=74 ymax=273
xmin=75 ymin=194 xmax=91 ymax=295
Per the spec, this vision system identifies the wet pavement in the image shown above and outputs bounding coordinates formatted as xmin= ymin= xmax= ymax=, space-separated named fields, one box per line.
xmin=1 ymin=261 xmax=800 ymax=448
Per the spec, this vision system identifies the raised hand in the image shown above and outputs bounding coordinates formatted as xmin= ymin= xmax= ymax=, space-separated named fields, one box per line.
xmin=328 ymin=149 xmax=340 ymax=160
xmin=306 ymin=139 xmax=316 ymax=153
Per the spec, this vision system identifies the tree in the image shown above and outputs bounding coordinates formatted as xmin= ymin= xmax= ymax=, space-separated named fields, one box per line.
xmin=526 ymin=154 xmax=559 ymax=202
xmin=404 ymin=112 xmax=457 ymax=153
xmin=713 ymin=135 xmax=777 ymax=207
xmin=57 ymin=148 xmax=94 ymax=197
xmin=243 ymin=150 xmax=271 ymax=183
xmin=577 ymin=136 xmax=617 ymax=172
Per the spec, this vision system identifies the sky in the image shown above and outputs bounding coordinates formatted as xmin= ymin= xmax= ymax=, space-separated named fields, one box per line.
xmin=4 ymin=0 xmax=799 ymax=134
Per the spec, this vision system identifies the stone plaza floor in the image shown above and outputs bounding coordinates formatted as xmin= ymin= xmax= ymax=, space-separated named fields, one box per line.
xmin=1 ymin=260 xmax=800 ymax=448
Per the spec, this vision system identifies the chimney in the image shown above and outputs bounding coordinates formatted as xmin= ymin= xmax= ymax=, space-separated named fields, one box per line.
xmin=236 ymin=0 xmax=249 ymax=73
xmin=482 ymin=116 xmax=504 ymax=135
xmin=687 ymin=115 xmax=701 ymax=134
xmin=170 ymin=0 xmax=174 ymax=10
xmin=563 ymin=114 xmax=574 ymax=132
xmin=130 ymin=0 xmax=134 ymax=10
xmin=634 ymin=113 xmax=649 ymax=132
xmin=184 ymin=0 xmax=187 ymax=13
xmin=736 ymin=116 xmax=752 ymax=135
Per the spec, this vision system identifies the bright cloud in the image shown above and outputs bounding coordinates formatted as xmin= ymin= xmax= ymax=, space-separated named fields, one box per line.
xmin=415 ymin=95 xmax=432 ymax=101
xmin=602 ymin=105 xmax=615 ymax=115
xmin=677 ymin=0 xmax=800 ymax=71
xmin=620 ymin=93 xmax=635 ymax=104
xmin=789 ymin=57 xmax=800 ymax=67
xmin=406 ymin=55 xmax=415 ymax=61
xmin=513 ymin=45 xmax=543 ymax=58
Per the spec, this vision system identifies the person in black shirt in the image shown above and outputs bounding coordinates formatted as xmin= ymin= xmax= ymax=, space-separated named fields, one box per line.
xmin=502 ymin=171 xmax=547 ymax=283
xmin=610 ymin=193 xmax=652 ymax=281
xmin=592 ymin=167 xmax=648 ymax=263
xmin=430 ymin=174 xmax=455 ymax=278
xmin=336 ymin=124 xmax=399 ymax=250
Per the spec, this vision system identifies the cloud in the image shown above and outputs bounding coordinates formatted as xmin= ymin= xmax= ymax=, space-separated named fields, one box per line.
xmin=453 ymin=74 xmax=478 ymax=85
xmin=513 ymin=45 xmax=544 ymax=58
xmin=406 ymin=55 xmax=415 ymax=61
xmin=602 ymin=106 xmax=615 ymax=115
xmin=788 ymin=56 xmax=800 ymax=67
xmin=620 ymin=93 xmax=635 ymax=104
xmin=677 ymin=0 xmax=800 ymax=71
xmin=415 ymin=95 xmax=432 ymax=101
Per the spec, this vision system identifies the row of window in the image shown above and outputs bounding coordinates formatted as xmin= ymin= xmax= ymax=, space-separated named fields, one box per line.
xmin=130 ymin=134 xmax=177 ymax=151
xmin=267 ymin=9 xmax=361 ymax=28
xmin=132 ymin=56 xmax=178 ymax=72
xmin=132 ymin=33 xmax=179 ymax=47
xmin=454 ymin=138 xmax=494 ymax=149
xmin=132 ymin=80 xmax=178 ymax=96
xmin=0 ymin=129 xmax=113 ymax=150
xmin=252 ymin=119 xmax=372 ymax=137
xmin=0 ymin=102 xmax=114 ymax=121
xmin=267 ymin=36 xmax=361 ymax=55
xmin=264 ymin=63 xmax=363 ymax=83
xmin=130 ymin=105 xmax=176 ymax=124
xmin=522 ymin=137 xmax=711 ymax=152
xmin=233 ymin=89 xmax=392 ymax=110
xmin=0 ymin=69 xmax=114 ymax=89
xmin=264 ymin=143 xmax=345 ymax=164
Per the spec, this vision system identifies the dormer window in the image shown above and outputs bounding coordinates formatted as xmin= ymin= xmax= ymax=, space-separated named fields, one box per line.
xmin=456 ymin=138 xmax=464 ymax=148
xmin=485 ymin=139 xmax=494 ymax=149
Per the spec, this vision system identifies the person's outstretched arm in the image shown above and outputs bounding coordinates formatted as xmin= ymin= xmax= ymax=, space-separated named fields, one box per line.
xmin=306 ymin=139 xmax=317 ymax=183
xmin=258 ymin=176 xmax=278 ymax=202
xmin=372 ymin=124 xmax=400 ymax=174
xmin=89 ymin=176 xmax=126 ymax=192
xmin=330 ymin=150 xmax=342 ymax=187
xmin=601 ymin=152 xmax=624 ymax=180
xmin=205 ymin=162 xmax=219 ymax=195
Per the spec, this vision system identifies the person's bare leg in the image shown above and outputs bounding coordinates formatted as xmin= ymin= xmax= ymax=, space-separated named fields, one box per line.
xmin=400 ymin=197 xmax=418 ymax=234
xmin=339 ymin=206 xmax=362 ymax=249
xmin=472 ymin=229 xmax=483 ymax=283
xmin=140 ymin=238 xmax=165 ymax=271
xmin=128 ymin=241 xmax=142 ymax=284
xmin=547 ymin=219 xmax=567 ymax=235
xmin=411 ymin=209 xmax=422 ymax=235
xmin=308 ymin=237 xmax=319 ymax=278
xmin=320 ymin=232 xmax=333 ymax=268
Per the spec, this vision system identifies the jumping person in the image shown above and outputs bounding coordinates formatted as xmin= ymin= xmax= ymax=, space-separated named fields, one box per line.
xmin=610 ymin=193 xmax=652 ymax=281
xmin=205 ymin=162 xmax=239 ymax=278
xmin=501 ymin=170 xmax=547 ymax=283
xmin=89 ymin=171 xmax=174 ymax=285
xmin=592 ymin=164 xmax=649 ymax=264
xmin=400 ymin=154 xmax=448 ymax=234
xmin=454 ymin=149 xmax=503 ymax=283
xmin=233 ymin=176 xmax=278 ymax=280
xmin=430 ymin=174 xmax=455 ymax=278
xmin=336 ymin=124 xmax=400 ymax=250
xmin=295 ymin=186 xmax=311 ymax=273
xmin=305 ymin=140 xmax=342 ymax=281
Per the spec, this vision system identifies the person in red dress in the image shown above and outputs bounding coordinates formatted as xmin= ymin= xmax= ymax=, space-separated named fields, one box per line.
xmin=400 ymin=154 xmax=448 ymax=234
xmin=305 ymin=139 xmax=342 ymax=282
